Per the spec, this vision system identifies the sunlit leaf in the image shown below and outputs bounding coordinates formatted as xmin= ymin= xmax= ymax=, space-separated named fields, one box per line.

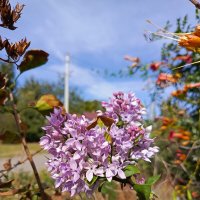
xmin=187 ymin=190 xmax=193 ymax=200
xmin=18 ymin=50 xmax=49 ymax=73
xmin=104 ymin=132 xmax=112 ymax=143
xmin=97 ymin=118 xmax=104 ymax=128
xmin=34 ymin=94 xmax=64 ymax=115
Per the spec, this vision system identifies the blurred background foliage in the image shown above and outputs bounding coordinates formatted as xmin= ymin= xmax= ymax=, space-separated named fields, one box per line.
xmin=124 ymin=13 xmax=200 ymax=199
xmin=0 ymin=63 xmax=101 ymax=143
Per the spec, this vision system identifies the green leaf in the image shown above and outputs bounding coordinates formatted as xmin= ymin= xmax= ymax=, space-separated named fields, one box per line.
xmin=133 ymin=175 xmax=160 ymax=200
xmin=116 ymin=120 xmax=124 ymax=127
xmin=146 ymin=174 xmax=161 ymax=185
xmin=101 ymin=181 xmax=117 ymax=200
xmin=19 ymin=50 xmax=49 ymax=73
xmin=187 ymin=190 xmax=193 ymax=200
xmin=124 ymin=165 xmax=140 ymax=177
xmin=133 ymin=184 xmax=151 ymax=200
xmin=86 ymin=175 xmax=98 ymax=186
xmin=172 ymin=191 xmax=177 ymax=200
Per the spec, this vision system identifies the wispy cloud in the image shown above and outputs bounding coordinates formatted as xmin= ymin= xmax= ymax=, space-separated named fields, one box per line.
xmin=48 ymin=63 xmax=146 ymax=100
xmin=5 ymin=0 xmax=196 ymax=102
xmin=8 ymin=0 xmax=195 ymax=62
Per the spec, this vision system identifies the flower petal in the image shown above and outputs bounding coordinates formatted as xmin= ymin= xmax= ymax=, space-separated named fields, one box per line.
xmin=86 ymin=170 xmax=93 ymax=182
xmin=118 ymin=169 xmax=126 ymax=179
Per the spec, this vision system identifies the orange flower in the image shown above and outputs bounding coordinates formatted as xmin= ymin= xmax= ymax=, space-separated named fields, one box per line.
xmin=172 ymin=82 xmax=200 ymax=97
xmin=178 ymin=110 xmax=185 ymax=116
xmin=174 ymin=160 xmax=182 ymax=165
xmin=181 ymin=141 xmax=190 ymax=146
xmin=173 ymin=55 xmax=192 ymax=63
xmin=156 ymin=73 xmax=181 ymax=87
xmin=179 ymin=34 xmax=200 ymax=52
xmin=149 ymin=61 xmax=165 ymax=71
xmin=185 ymin=82 xmax=200 ymax=89
xmin=160 ymin=116 xmax=175 ymax=126
xmin=175 ymin=149 xmax=187 ymax=162
xmin=168 ymin=130 xmax=191 ymax=141
xmin=181 ymin=130 xmax=191 ymax=136
xmin=176 ymin=153 xmax=186 ymax=161
xmin=160 ymin=125 xmax=167 ymax=131
xmin=124 ymin=55 xmax=140 ymax=68
xmin=192 ymin=191 xmax=200 ymax=198
xmin=194 ymin=24 xmax=200 ymax=37
xmin=171 ymin=89 xmax=186 ymax=97
xmin=149 ymin=22 xmax=200 ymax=52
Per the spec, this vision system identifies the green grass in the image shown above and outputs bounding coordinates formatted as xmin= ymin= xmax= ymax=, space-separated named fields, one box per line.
xmin=0 ymin=143 xmax=42 ymax=157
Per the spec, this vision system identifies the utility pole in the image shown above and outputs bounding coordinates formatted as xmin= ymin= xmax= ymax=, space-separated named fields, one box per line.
xmin=64 ymin=53 xmax=70 ymax=113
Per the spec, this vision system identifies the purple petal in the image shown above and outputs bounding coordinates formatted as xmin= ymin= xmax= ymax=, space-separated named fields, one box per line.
xmin=70 ymin=159 xmax=77 ymax=170
xmin=73 ymin=151 xmax=81 ymax=160
xmin=106 ymin=169 xmax=114 ymax=178
xmin=55 ymin=178 xmax=62 ymax=188
xmin=74 ymin=172 xmax=80 ymax=182
xmin=39 ymin=136 xmax=50 ymax=146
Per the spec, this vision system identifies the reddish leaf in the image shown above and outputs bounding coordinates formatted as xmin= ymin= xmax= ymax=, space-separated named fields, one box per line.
xmin=87 ymin=115 xmax=115 ymax=130
xmin=18 ymin=50 xmax=49 ymax=73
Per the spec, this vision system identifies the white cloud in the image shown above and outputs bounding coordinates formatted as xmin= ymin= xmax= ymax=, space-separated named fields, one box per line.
xmin=8 ymin=0 xmax=195 ymax=62
xmin=4 ymin=0 xmax=195 ymax=104
xmin=48 ymin=63 xmax=146 ymax=100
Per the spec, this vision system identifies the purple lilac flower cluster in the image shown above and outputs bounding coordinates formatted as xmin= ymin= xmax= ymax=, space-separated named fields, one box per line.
xmin=40 ymin=91 xmax=159 ymax=196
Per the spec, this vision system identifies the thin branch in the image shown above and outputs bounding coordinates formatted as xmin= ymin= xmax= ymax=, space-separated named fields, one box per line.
xmin=189 ymin=0 xmax=200 ymax=9
xmin=0 ymin=187 xmax=25 ymax=196
xmin=0 ymin=57 xmax=18 ymax=64
xmin=9 ymin=92 xmax=48 ymax=200
xmin=0 ymin=149 xmax=43 ymax=177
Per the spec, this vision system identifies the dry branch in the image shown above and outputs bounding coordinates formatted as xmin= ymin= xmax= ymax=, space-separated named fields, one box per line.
xmin=189 ymin=0 xmax=200 ymax=9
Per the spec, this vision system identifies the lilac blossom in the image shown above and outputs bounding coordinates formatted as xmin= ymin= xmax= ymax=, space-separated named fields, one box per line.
xmin=40 ymin=92 xmax=159 ymax=197
xmin=101 ymin=91 xmax=146 ymax=123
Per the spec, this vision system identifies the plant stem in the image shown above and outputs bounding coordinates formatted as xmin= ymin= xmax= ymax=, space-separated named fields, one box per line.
xmin=113 ymin=176 xmax=135 ymax=187
xmin=9 ymin=92 xmax=48 ymax=200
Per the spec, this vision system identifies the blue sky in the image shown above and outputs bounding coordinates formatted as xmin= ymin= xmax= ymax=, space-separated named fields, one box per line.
xmin=0 ymin=0 xmax=196 ymax=107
